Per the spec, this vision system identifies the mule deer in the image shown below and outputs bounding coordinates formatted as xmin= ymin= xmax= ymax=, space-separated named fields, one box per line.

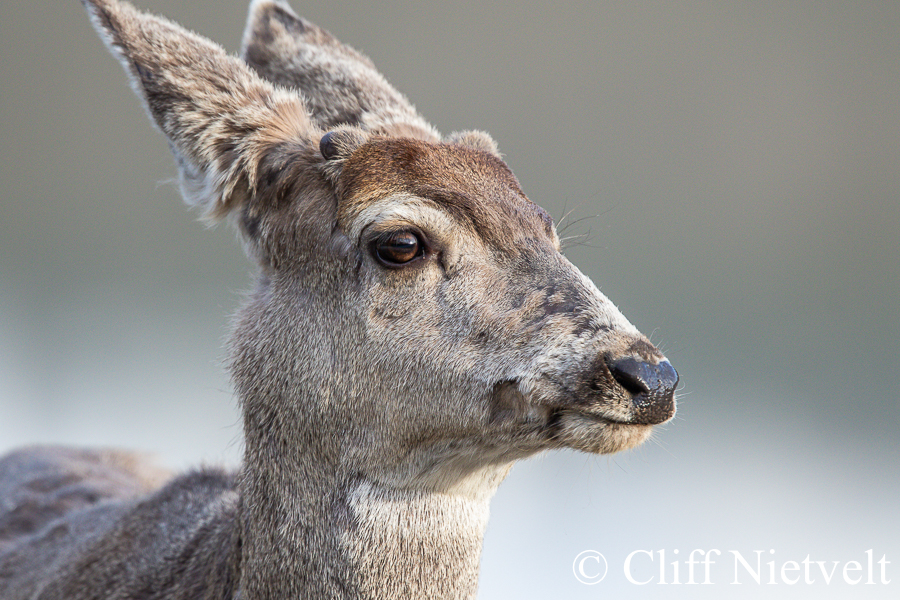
xmin=0 ymin=0 xmax=678 ymax=598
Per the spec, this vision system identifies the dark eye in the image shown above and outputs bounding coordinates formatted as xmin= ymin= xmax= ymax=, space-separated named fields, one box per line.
xmin=374 ymin=231 xmax=424 ymax=266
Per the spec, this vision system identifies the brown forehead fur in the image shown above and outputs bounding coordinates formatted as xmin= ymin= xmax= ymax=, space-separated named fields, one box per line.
xmin=336 ymin=138 xmax=555 ymax=250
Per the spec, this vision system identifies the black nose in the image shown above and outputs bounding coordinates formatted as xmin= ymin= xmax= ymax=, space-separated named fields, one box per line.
xmin=610 ymin=357 xmax=678 ymax=424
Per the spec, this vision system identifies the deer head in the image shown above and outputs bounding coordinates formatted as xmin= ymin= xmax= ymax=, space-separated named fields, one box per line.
xmin=82 ymin=0 xmax=677 ymax=501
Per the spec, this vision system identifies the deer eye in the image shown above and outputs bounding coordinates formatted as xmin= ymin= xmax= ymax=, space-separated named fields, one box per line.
xmin=373 ymin=231 xmax=424 ymax=267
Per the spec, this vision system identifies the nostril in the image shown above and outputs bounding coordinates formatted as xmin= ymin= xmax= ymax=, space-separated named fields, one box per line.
xmin=609 ymin=357 xmax=652 ymax=396
xmin=609 ymin=357 xmax=679 ymax=397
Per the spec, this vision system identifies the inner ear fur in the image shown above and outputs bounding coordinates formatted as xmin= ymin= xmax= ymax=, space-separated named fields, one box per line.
xmin=82 ymin=0 xmax=320 ymax=221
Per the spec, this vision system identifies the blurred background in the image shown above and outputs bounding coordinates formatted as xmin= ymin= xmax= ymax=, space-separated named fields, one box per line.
xmin=1 ymin=1 xmax=897 ymax=597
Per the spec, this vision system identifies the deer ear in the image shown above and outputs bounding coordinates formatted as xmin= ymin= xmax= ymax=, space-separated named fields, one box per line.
xmin=445 ymin=130 xmax=502 ymax=158
xmin=82 ymin=0 xmax=315 ymax=221
xmin=241 ymin=0 xmax=440 ymax=142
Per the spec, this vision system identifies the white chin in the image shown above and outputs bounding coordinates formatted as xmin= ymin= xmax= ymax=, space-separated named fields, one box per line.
xmin=554 ymin=413 xmax=654 ymax=454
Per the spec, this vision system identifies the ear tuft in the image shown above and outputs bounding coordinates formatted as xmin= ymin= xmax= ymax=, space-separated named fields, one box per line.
xmin=319 ymin=128 xmax=369 ymax=183
xmin=319 ymin=132 xmax=341 ymax=161
xmin=319 ymin=129 xmax=367 ymax=161
xmin=445 ymin=130 xmax=501 ymax=157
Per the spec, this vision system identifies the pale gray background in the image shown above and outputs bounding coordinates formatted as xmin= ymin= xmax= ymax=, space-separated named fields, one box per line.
xmin=1 ymin=1 xmax=898 ymax=598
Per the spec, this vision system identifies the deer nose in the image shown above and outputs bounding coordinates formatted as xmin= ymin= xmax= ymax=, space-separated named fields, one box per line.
xmin=609 ymin=357 xmax=678 ymax=425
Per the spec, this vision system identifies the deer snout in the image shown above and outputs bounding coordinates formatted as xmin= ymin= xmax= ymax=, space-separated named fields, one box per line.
xmin=609 ymin=356 xmax=678 ymax=425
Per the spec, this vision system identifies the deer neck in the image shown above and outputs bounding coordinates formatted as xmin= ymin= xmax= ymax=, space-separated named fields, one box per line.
xmin=237 ymin=424 xmax=507 ymax=600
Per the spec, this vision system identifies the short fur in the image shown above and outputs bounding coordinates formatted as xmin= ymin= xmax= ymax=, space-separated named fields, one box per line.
xmin=0 ymin=1 xmax=678 ymax=598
